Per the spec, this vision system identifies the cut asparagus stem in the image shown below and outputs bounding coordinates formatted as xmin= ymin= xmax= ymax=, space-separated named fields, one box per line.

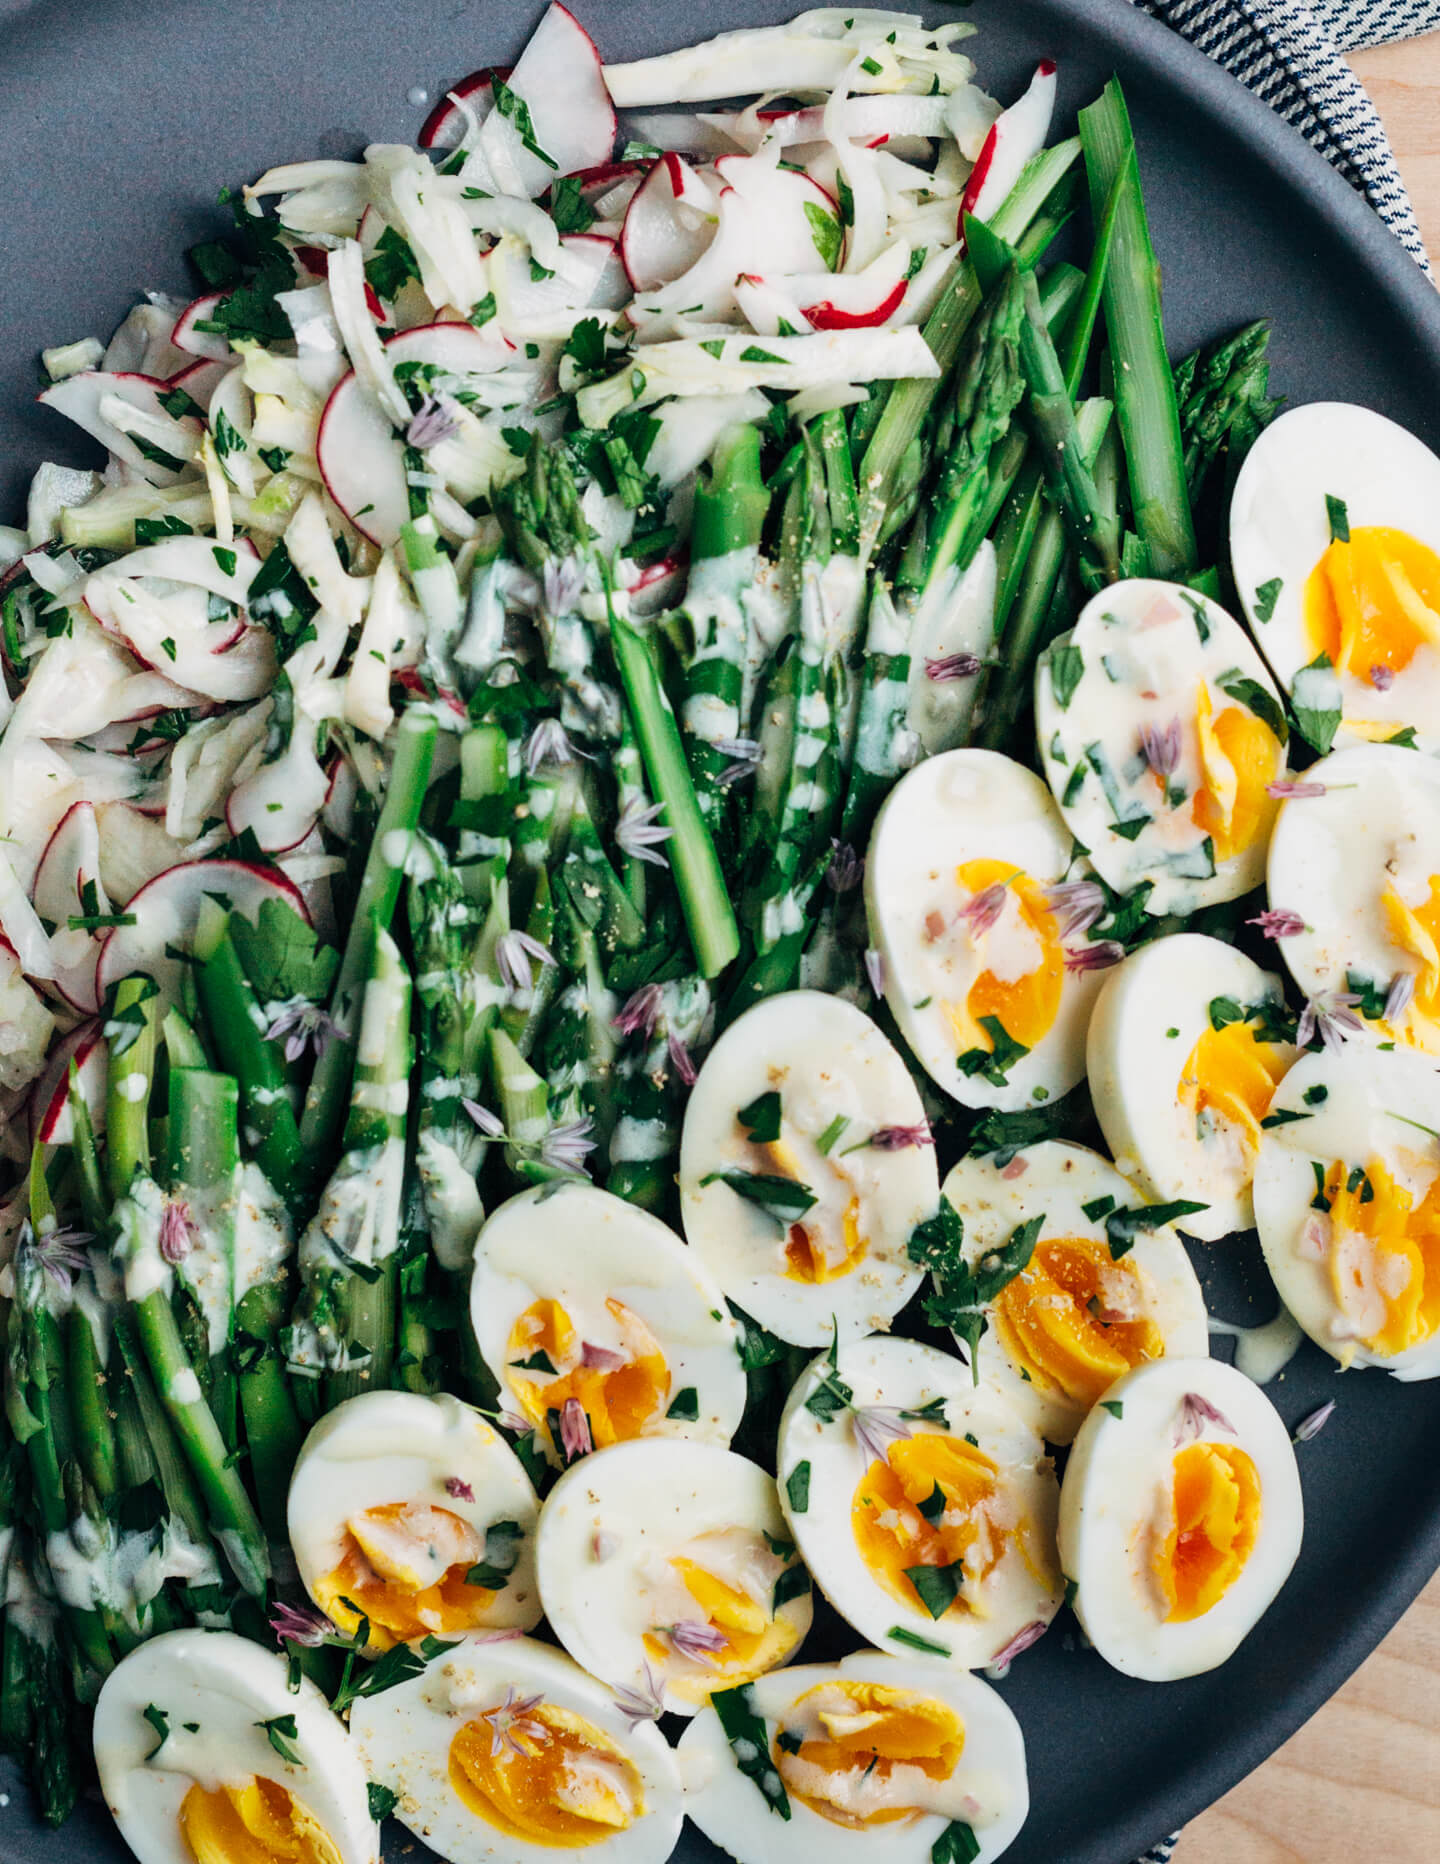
xmin=105 ymin=976 xmax=160 ymax=1200
xmin=166 ymin=1065 xmax=240 ymax=1451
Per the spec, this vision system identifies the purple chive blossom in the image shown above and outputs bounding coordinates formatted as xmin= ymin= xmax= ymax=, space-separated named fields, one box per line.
xmin=24 ymin=1223 xmax=93 ymax=1297
xmin=1043 ymin=879 xmax=1106 ymax=939
xmin=616 ymin=797 xmax=674 ymax=868
xmin=852 ymin=1406 xmax=913 ymax=1467
xmin=542 ymin=556 xmax=584 ymax=620
xmin=524 ymin=718 xmax=587 ymax=776
xmin=160 ymin=1200 xmax=196 ymax=1266
xmin=541 ymin=1116 xmax=596 ymax=1177
xmin=987 ymin=1620 xmax=1049 ymax=1675
xmin=1266 ymin=778 xmax=1327 ymax=800
xmin=592 ymin=1529 xmax=619 ymax=1562
xmin=559 ymin=1397 xmax=593 ymax=1462
xmin=1063 ymin=941 xmax=1124 ymax=974
xmin=959 ymin=881 xmax=1009 ymax=936
xmin=1296 ymin=989 xmax=1365 ymax=1054
xmin=663 ymin=1619 xmax=729 ymax=1665
xmin=479 ymin=1687 xmax=548 ymax=1758
xmin=580 ymin=1341 xmax=627 ymax=1371
xmin=1248 ymin=908 xmax=1307 ymax=940
xmin=867 ymin=1124 xmax=934 ymax=1151
xmin=496 ymin=929 xmax=555 ymax=993
xmin=1293 ymin=1399 xmax=1336 ymax=1443
xmin=715 ymin=736 xmax=762 ymax=786
xmin=612 ymin=1662 xmax=666 ymax=1726
xmin=667 ymin=1027 xmax=697 ymax=1086
xmin=445 ymin=1477 xmax=476 ymax=1502
xmin=494 ymin=1409 xmax=533 ymax=1437
xmin=1139 ymin=717 xmax=1183 ymax=778
xmin=612 ymin=984 xmax=663 ymax=1039
xmin=925 ymin=651 xmax=982 ymax=683
xmin=264 ymin=1001 xmax=348 ymax=1063
xmin=404 ymin=394 xmax=459 ymax=450
xmin=269 ymin=1600 xmax=335 ymax=1649
xmin=462 ymin=1098 xmax=507 ymax=1139
xmin=1174 ymin=1390 xmax=1237 ymax=1447
xmin=864 ymin=948 xmax=886 ymax=996
xmin=1369 ymin=664 xmax=1395 ymax=691
xmin=826 ymin=840 xmax=864 ymax=893
xmin=1384 ymin=971 xmax=1417 ymax=1023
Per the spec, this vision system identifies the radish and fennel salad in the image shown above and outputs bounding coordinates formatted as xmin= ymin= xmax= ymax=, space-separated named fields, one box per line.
xmin=2 ymin=4 xmax=1438 ymax=1860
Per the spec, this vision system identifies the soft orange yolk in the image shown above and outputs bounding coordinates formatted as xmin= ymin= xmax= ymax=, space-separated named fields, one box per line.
xmin=1178 ymin=1019 xmax=1289 ymax=1152
xmin=505 ymin=1296 xmax=668 ymax=1448
xmin=449 ymin=1702 xmax=644 ymax=1847
xmin=743 ymin=1124 xmax=868 ymax=1285
xmin=1192 ymin=684 xmax=1282 ymax=863
xmin=180 ymin=1778 xmax=340 ymax=1864
xmin=313 ymin=1500 xmax=489 ymax=1649
xmin=773 ymin=1680 xmax=963 ymax=1829
xmin=640 ymin=1541 xmax=801 ymax=1697
xmin=852 ymin=1433 xmax=1007 ymax=1617
xmin=1154 ymin=1441 xmax=1261 ymax=1621
xmin=943 ymin=857 xmax=1063 ymax=1060
xmin=992 ymin=1237 xmax=1163 ymax=1407
xmin=1323 ymin=1155 xmax=1440 ymax=1356
xmin=1381 ymin=877 xmax=1440 ymax=1051
xmin=1304 ymin=526 xmax=1440 ymax=681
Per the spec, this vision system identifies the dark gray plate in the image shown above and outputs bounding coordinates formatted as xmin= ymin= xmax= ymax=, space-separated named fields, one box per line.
xmin=3 ymin=0 xmax=1439 ymax=1859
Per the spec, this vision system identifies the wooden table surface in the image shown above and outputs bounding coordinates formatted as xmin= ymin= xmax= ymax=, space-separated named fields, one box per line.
xmin=1177 ymin=41 xmax=1440 ymax=1863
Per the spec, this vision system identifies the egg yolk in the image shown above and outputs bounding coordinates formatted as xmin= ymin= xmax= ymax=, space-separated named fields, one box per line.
xmin=1303 ymin=526 xmax=1440 ymax=682
xmin=755 ymin=1132 xmax=866 ymax=1284
xmin=449 ymin=1701 xmax=644 ymax=1848
xmin=772 ymin=1681 xmax=963 ymax=1829
xmin=180 ymin=1778 xmax=340 ymax=1864
xmin=314 ymin=1500 xmax=489 ymax=1649
xmin=1178 ymin=1019 xmax=1289 ymax=1154
xmin=1322 ymin=1155 xmax=1440 ymax=1355
xmin=1381 ymin=878 xmax=1440 ymax=1051
xmin=505 ymin=1296 xmax=668 ymax=1448
xmin=851 ymin=1433 xmax=1011 ymax=1617
xmin=943 ymin=858 xmax=1063 ymax=1062
xmin=1191 ymin=684 xmax=1282 ymax=863
xmin=641 ymin=1535 xmax=802 ymax=1698
xmin=1153 ymin=1440 xmax=1261 ymax=1622
xmin=992 ymin=1237 xmax=1163 ymax=1407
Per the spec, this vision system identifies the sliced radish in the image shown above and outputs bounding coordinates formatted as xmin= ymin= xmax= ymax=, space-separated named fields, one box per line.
xmin=31 ymin=1019 xmax=107 ymax=1147
xmin=712 ymin=155 xmax=843 ymax=275
xmin=624 ymin=552 xmax=686 ymax=615
xmin=315 ymin=371 xmax=407 ymax=548
xmin=477 ymin=3 xmax=616 ymax=199
xmin=33 ymin=802 xmax=108 ymax=1014
xmin=385 ymin=319 xmax=517 ymax=376
xmin=418 ymin=67 xmax=506 ymax=152
xmin=321 ymin=753 xmax=359 ymax=841
xmin=794 ymin=240 xmax=912 ymax=330
xmin=166 ymin=357 xmax=233 ymax=411
xmin=573 ymin=161 xmax=645 ymax=224
xmin=86 ymin=539 xmax=271 ymax=702
xmin=96 ymin=859 xmax=309 ymax=1008
xmin=959 ymin=60 xmax=1057 ymax=234
xmin=734 ymin=274 xmax=813 ymax=339
xmin=37 ymin=372 xmax=203 ymax=488
xmin=620 ymin=155 xmax=720 ymax=291
xmin=172 ymin=294 xmax=232 ymax=363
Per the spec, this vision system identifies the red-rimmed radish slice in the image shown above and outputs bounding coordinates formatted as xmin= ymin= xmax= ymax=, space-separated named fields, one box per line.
xmin=793 ymin=239 xmax=911 ymax=330
xmin=37 ymin=372 xmax=203 ymax=488
xmin=624 ymin=551 xmax=686 ymax=616
xmin=734 ymin=274 xmax=813 ymax=339
xmin=417 ymin=65 xmax=508 ymax=152
xmin=321 ymin=753 xmax=359 ymax=841
xmin=712 ymin=154 xmax=843 ymax=275
xmin=166 ymin=357 xmax=232 ymax=411
xmin=31 ymin=1018 xmax=107 ymax=1147
xmin=620 ymin=155 xmax=720 ymax=291
xmin=85 ymin=539 xmax=270 ymax=700
xmin=477 ymin=3 xmax=615 ymax=199
xmin=385 ymin=318 xmax=517 ymax=375
xmin=959 ymin=59 xmax=1057 ymax=233
xmin=33 ymin=803 xmax=109 ymax=1013
xmin=225 ymin=727 xmax=331 ymax=855
xmin=171 ymin=294 xmax=232 ymax=363
xmin=573 ymin=160 xmax=645 ymax=222
xmin=96 ymin=858 xmax=310 ymax=1008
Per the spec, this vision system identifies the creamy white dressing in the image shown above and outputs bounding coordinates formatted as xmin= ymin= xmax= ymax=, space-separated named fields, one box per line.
xmin=416 ymin=1130 xmax=484 ymax=1273
xmin=1207 ymin=1309 xmax=1305 ymax=1384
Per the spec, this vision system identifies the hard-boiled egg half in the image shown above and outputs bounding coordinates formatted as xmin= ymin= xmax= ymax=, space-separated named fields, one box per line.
xmin=1265 ymin=741 xmax=1440 ymax=1056
xmin=678 ymin=990 xmax=936 ymax=1346
xmin=287 ymin=1390 xmax=542 ymax=1651
xmin=1034 ymin=579 xmax=1289 ymax=915
xmin=678 ymin=1652 xmax=1028 ymax=1864
xmin=1058 ymin=1356 xmax=1303 ymax=1680
xmin=1253 ymin=1041 xmax=1440 ymax=1379
xmin=865 ymin=748 xmax=1107 ymax=1114
xmin=534 ymin=1439 xmax=812 ymax=1717
xmin=1231 ymin=402 xmax=1440 ymax=751
xmin=937 ymin=1143 xmax=1210 ymax=1444
xmin=350 ymin=1632 xmax=683 ymax=1864
xmin=776 ymin=1335 xmax=1061 ymax=1669
xmin=469 ymin=1182 xmax=745 ymax=1465
xmin=93 ymin=1629 xmax=376 ymax=1864
xmin=1087 ymin=934 xmax=1298 ymax=1240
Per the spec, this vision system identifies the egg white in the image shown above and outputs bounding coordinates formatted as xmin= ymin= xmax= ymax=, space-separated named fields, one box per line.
xmin=1086 ymin=934 xmax=1297 ymax=1240
xmin=775 ymin=1334 xmax=1061 ymax=1668
xmin=350 ymin=1632 xmax=683 ymax=1864
xmin=1253 ymin=1041 xmax=1440 ymax=1379
xmin=678 ymin=990 xmax=936 ymax=1346
xmin=865 ymin=748 xmax=1106 ymax=1113
xmin=1034 ymin=578 xmax=1290 ymax=914
xmin=1057 ymin=1355 xmax=1303 ymax=1680
xmin=92 ymin=1629 xmax=377 ymax=1864
xmin=678 ymin=1652 xmax=1029 ymax=1864
xmin=937 ymin=1142 xmax=1210 ymax=1444
xmin=534 ymin=1439 xmax=813 ymax=1717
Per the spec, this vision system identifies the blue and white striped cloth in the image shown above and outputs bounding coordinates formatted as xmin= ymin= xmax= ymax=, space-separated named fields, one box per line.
xmin=1135 ymin=0 xmax=1438 ymax=271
